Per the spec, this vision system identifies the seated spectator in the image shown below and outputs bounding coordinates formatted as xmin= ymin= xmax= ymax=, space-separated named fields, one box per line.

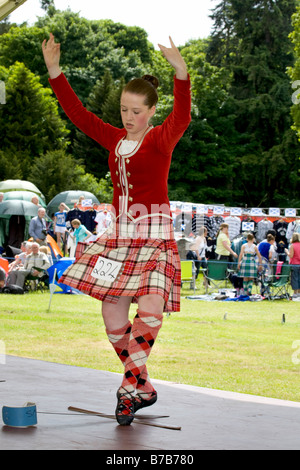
xmin=7 ymin=242 xmax=50 ymax=289
xmin=39 ymin=245 xmax=53 ymax=266
xmin=8 ymin=241 xmax=33 ymax=272
xmin=0 ymin=266 xmax=6 ymax=288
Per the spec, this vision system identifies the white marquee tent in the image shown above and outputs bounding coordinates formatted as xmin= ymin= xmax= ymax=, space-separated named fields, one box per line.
xmin=0 ymin=0 xmax=27 ymax=21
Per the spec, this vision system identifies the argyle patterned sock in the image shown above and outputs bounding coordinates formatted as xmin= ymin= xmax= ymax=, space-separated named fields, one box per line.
xmin=106 ymin=321 xmax=132 ymax=366
xmin=106 ymin=319 xmax=155 ymax=397
xmin=119 ymin=310 xmax=163 ymax=398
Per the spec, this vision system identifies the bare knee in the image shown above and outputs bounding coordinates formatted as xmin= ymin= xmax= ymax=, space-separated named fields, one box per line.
xmin=102 ymin=296 xmax=132 ymax=331
xmin=138 ymin=294 xmax=164 ymax=314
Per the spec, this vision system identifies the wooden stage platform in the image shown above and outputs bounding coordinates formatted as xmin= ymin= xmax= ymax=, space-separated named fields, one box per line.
xmin=1 ymin=356 xmax=300 ymax=450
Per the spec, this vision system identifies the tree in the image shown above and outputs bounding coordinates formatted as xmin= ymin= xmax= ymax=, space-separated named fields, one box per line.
xmin=34 ymin=12 xmax=151 ymax=99
xmin=0 ymin=62 xmax=69 ymax=178
xmin=0 ymin=25 xmax=49 ymax=83
xmin=40 ymin=0 xmax=55 ymax=12
xmin=0 ymin=149 xmax=23 ymax=180
xmin=29 ymin=150 xmax=113 ymax=204
xmin=72 ymin=70 xmax=124 ymax=179
xmin=207 ymin=0 xmax=300 ymax=206
xmin=288 ymin=4 xmax=300 ymax=141
xmin=167 ymin=40 xmax=241 ymax=205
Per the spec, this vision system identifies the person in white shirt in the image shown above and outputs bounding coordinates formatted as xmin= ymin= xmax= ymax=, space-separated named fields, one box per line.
xmin=95 ymin=210 xmax=112 ymax=236
xmin=187 ymin=226 xmax=208 ymax=281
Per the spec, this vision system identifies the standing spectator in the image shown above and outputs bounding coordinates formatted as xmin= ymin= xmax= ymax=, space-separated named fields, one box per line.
xmin=31 ymin=196 xmax=41 ymax=207
xmin=95 ymin=209 xmax=112 ymax=236
xmin=258 ymin=234 xmax=276 ymax=295
xmin=29 ymin=208 xmax=48 ymax=246
xmin=258 ymin=234 xmax=276 ymax=267
xmin=70 ymin=219 xmax=92 ymax=249
xmin=54 ymin=202 xmax=70 ymax=252
xmin=187 ymin=226 xmax=207 ymax=281
xmin=237 ymin=233 xmax=262 ymax=296
xmin=285 ymin=233 xmax=300 ymax=298
xmin=215 ymin=223 xmax=238 ymax=262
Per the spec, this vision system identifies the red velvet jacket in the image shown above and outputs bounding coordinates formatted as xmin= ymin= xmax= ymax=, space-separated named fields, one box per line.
xmin=49 ymin=73 xmax=191 ymax=222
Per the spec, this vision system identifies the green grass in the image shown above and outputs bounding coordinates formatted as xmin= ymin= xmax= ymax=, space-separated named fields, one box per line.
xmin=1 ymin=277 xmax=300 ymax=403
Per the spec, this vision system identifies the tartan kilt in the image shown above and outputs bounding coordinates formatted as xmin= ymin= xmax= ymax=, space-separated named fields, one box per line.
xmin=59 ymin=232 xmax=181 ymax=312
xmin=239 ymin=253 xmax=257 ymax=278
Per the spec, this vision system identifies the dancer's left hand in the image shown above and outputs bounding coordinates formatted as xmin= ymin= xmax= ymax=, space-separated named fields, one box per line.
xmin=158 ymin=37 xmax=188 ymax=80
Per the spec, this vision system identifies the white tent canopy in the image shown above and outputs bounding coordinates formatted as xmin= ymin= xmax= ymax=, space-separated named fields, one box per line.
xmin=0 ymin=0 xmax=27 ymax=21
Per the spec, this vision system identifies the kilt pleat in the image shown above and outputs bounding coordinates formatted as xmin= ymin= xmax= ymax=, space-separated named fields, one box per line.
xmin=59 ymin=233 xmax=181 ymax=312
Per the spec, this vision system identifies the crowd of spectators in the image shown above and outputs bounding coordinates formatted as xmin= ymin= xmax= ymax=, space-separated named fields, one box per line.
xmin=186 ymin=223 xmax=300 ymax=298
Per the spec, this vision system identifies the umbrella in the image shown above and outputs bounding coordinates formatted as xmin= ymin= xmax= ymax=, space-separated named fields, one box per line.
xmin=46 ymin=190 xmax=100 ymax=216
xmin=0 ymin=200 xmax=39 ymax=218
xmin=0 ymin=180 xmax=44 ymax=199
xmin=3 ymin=191 xmax=46 ymax=208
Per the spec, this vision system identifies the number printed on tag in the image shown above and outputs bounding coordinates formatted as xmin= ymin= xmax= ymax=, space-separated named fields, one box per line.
xmin=91 ymin=256 xmax=123 ymax=282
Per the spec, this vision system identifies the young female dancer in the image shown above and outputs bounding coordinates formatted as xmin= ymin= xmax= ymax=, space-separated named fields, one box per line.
xmin=238 ymin=233 xmax=262 ymax=295
xmin=42 ymin=33 xmax=191 ymax=425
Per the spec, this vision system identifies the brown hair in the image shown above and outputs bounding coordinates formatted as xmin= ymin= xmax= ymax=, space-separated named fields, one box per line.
xmin=267 ymin=234 xmax=275 ymax=242
xmin=216 ymin=223 xmax=229 ymax=238
xmin=291 ymin=233 xmax=300 ymax=243
xmin=71 ymin=219 xmax=81 ymax=227
xmin=123 ymin=75 xmax=159 ymax=108
xmin=39 ymin=246 xmax=50 ymax=255
xmin=247 ymin=233 xmax=254 ymax=241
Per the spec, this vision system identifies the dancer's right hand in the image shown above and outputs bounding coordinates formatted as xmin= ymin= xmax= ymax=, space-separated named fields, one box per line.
xmin=42 ymin=33 xmax=62 ymax=79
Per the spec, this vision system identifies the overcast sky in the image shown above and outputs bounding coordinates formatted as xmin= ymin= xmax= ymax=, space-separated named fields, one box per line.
xmin=8 ymin=0 xmax=218 ymax=48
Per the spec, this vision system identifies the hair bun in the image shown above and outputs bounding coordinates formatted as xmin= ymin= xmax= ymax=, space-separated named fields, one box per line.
xmin=142 ymin=74 xmax=159 ymax=89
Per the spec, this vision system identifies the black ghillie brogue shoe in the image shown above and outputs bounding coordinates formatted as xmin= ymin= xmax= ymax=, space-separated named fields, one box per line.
xmin=115 ymin=390 xmax=135 ymax=426
xmin=134 ymin=391 xmax=157 ymax=413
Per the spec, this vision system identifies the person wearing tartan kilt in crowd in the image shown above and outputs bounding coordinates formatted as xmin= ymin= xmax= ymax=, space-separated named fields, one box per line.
xmin=238 ymin=233 xmax=263 ymax=296
xmin=42 ymin=33 xmax=191 ymax=426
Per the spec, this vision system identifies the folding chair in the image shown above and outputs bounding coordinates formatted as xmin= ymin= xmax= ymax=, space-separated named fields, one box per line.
xmin=203 ymin=260 xmax=230 ymax=293
xmin=24 ymin=267 xmax=49 ymax=293
xmin=181 ymin=260 xmax=196 ymax=293
xmin=265 ymin=264 xmax=291 ymax=300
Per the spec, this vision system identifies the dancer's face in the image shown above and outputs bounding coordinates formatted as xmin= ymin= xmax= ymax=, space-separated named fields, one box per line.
xmin=120 ymin=92 xmax=155 ymax=140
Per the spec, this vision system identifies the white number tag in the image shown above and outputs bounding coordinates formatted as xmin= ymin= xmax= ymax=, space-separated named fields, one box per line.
xmin=91 ymin=256 xmax=123 ymax=282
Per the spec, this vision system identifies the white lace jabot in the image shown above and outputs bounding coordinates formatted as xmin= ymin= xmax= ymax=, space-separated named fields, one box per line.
xmin=118 ymin=140 xmax=138 ymax=156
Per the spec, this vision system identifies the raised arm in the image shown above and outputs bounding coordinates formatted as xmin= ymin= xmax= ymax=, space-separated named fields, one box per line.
xmin=158 ymin=37 xmax=188 ymax=80
xmin=152 ymin=37 xmax=191 ymax=154
xmin=42 ymin=33 xmax=62 ymax=79
xmin=41 ymin=34 xmax=123 ymax=150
